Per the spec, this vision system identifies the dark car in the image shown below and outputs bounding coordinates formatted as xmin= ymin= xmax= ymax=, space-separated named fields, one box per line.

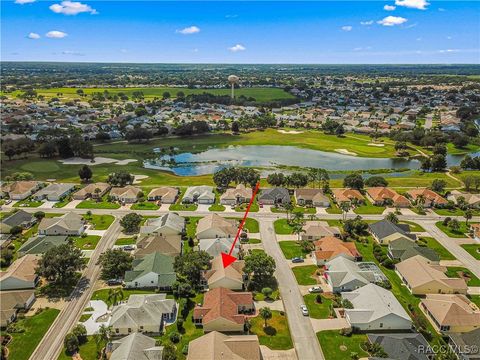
xmin=107 ymin=279 xmax=122 ymax=286
xmin=291 ymin=257 xmax=304 ymax=263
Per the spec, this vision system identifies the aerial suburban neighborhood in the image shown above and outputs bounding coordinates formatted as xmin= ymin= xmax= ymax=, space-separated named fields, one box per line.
xmin=1 ymin=1 xmax=480 ymax=360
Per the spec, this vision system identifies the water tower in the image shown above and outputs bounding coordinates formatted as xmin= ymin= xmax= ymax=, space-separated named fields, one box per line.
xmin=228 ymin=75 xmax=239 ymax=99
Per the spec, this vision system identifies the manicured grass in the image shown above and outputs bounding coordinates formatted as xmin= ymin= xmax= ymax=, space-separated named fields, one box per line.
xmin=131 ymin=201 xmax=160 ymax=210
xmin=58 ymin=335 xmax=97 ymax=360
xmin=85 ymin=214 xmax=115 ymax=230
xmin=91 ymin=288 xmax=157 ymax=307
xmin=292 ymin=265 xmax=318 ymax=286
xmin=169 ymin=203 xmax=198 ymax=211
xmin=400 ymin=220 xmax=425 ymax=232
xmin=434 ymin=208 xmax=480 ymax=216
xmin=279 ymin=241 xmax=308 ymax=260
xmin=353 ymin=198 xmax=385 ymax=215
xmin=250 ymin=310 xmax=293 ymax=350
xmin=19 ymin=160 xmax=61 ymax=173
xmin=208 ymin=203 xmax=226 ymax=212
xmin=79 ymin=313 xmax=92 ymax=322
xmin=115 ymin=237 xmax=136 ymax=246
xmin=461 ymin=244 xmax=480 ymax=260
xmin=271 ymin=206 xmax=316 ymax=214
xmin=326 ymin=203 xmax=342 ymax=214
xmin=52 ymin=197 xmax=71 ymax=208
xmin=469 ymin=295 xmax=480 ymax=307
xmin=253 ymin=289 xmax=280 ymax=301
xmin=71 ymin=235 xmax=101 ymax=250
xmin=185 ymin=217 xmax=201 ymax=239
xmin=435 ymin=221 xmax=476 ymax=238
xmin=76 ymin=199 xmax=120 ymax=209
xmin=13 ymin=199 xmax=43 ymax=208
xmin=274 ymin=219 xmax=294 ymax=234
xmin=317 ymin=330 xmax=368 ymax=360
xmin=417 ymin=237 xmax=456 ymax=260
xmin=245 ymin=238 xmax=261 ymax=244
xmin=235 ymin=200 xmax=259 ymax=213
xmin=243 ymin=218 xmax=259 ymax=233
xmin=446 ymin=267 xmax=480 ymax=286
xmin=7 ymin=308 xmax=60 ymax=360
xmin=303 ymin=294 xmax=334 ymax=319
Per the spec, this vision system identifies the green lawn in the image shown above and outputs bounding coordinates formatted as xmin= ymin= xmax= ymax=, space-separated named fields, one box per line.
xmin=469 ymin=295 xmax=480 ymax=307
xmin=58 ymin=336 xmax=97 ymax=360
xmin=115 ymin=237 xmax=136 ymax=246
xmin=326 ymin=203 xmax=342 ymax=214
xmin=434 ymin=208 xmax=480 ymax=216
xmin=131 ymin=201 xmax=160 ymax=210
xmin=317 ymin=330 xmax=368 ymax=360
xmin=245 ymin=238 xmax=261 ymax=244
xmin=461 ymin=244 xmax=480 ymax=260
xmin=85 ymin=214 xmax=115 ymax=230
xmin=435 ymin=221 xmax=476 ymax=238
xmin=303 ymin=294 xmax=334 ymax=319
xmin=250 ymin=310 xmax=293 ymax=350
xmin=446 ymin=267 xmax=480 ymax=286
xmin=169 ymin=203 xmax=198 ymax=211
xmin=400 ymin=220 xmax=425 ymax=232
xmin=52 ymin=197 xmax=71 ymax=208
xmin=417 ymin=237 xmax=456 ymax=260
xmin=13 ymin=199 xmax=43 ymax=208
xmin=279 ymin=241 xmax=308 ymax=260
xmin=76 ymin=199 xmax=120 ymax=209
xmin=292 ymin=265 xmax=318 ymax=285
xmin=273 ymin=219 xmax=294 ymax=234
xmin=79 ymin=313 xmax=92 ymax=322
xmin=90 ymin=288 xmax=158 ymax=307
xmin=271 ymin=206 xmax=316 ymax=214
xmin=235 ymin=200 xmax=259 ymax=213
xmin=208 ymin=203 xmax=226 ymax=212
xmin=353 ymin=198 xmax=385 ymax=215
xmin=72 ymin=235 xmax=101 ymax=250
xmin=6 ymin=308 xmax=60 ymax=360
xmin=243 ymin=218 xmax=259 ymax=233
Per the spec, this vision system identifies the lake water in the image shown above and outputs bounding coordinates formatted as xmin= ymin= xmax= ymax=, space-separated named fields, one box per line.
xmin=144 ymin=145 xmax=477 ymax=176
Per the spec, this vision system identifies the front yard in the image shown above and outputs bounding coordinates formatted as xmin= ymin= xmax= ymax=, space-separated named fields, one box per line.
xmin=292 ymin=265 xmax=319 ymax=286
xmin=461 ymin=244 xmax=480 ymax=260
xmin=250 ymin=310 xmax=293 ymax=350
xmin=303 ymin=294 xmax=334 ymax=319
xmin=279 ymin=241 xmax=308 ymax=259
xmin=446 ymin=267 xmax=480 ymax=286
xmin=417 ymin=237 xmax=456 ymax=260
xmin=72 ymin=235 xmax=101 ymax=250
xmin=353 ymin=199 xmax=385 ymax=215
xmin=435 ymin=221 xmax=477 ymax=238
xmin=317 ymin=330 xmax=368 ymax=360
xmin=273 ymin=219 xmax=294 ymax=234
xmin=131 ymin=201 xmax=160 ymax=210
xmin=85 ymin=214 xmax=115 ymax=230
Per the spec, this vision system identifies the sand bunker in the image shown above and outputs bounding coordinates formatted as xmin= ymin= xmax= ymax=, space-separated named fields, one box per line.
xmin=277 ymin=130 xmax=304 ymax=134
xmin=335 ymin=149 xmax=357 ymax=156
xmin=368 ymin=143 xmax=385 ymax=147
xmin=133 ymin=174 xmax=149 ymax=184
xmin=59 ymin=157 xmax=138 ymax=166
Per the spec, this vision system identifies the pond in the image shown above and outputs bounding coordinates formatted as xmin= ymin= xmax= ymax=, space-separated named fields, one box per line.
xmin=143 ymin=145 xmax=477 ymax=176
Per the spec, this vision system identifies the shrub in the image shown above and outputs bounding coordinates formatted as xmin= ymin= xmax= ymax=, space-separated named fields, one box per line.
xmin=169 ymin=331 xmax=181 ymax=343
xmin=176 ymin=318 xmax=184 ymax=331
xmin=339 ymin=327 xmax=353 ymax=337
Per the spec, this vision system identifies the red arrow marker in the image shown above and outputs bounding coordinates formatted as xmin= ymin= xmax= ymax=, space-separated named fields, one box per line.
xmin=222 ymin=181 xmax=261 ymax=268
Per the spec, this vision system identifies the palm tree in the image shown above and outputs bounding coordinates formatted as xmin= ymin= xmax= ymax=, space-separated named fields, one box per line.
xmin=107 ymin=288 xmax=124 ymax=307
xmin=93 ymin=325 xmax=112 ymax=359
xmin=94 ymin=187 xmax=102 ymax=202
xmin=464 ymin=209 xmax=473 ymax=226
xmin=293 ymin=223 xmax=305 ymax=241
xmin=339 ymin=202 xmax=352 ymax=221
xmin=259 ymin=307 xmax=272 ymax=328
xmin=284 ymin=203 xmax=294 ymax=222
xmin=385 ymin=212 xmax=399 ymax=224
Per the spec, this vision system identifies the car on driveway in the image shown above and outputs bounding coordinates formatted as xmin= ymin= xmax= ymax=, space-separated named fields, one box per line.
xmin=300 ymin=304 xmax=309 ymax=316
xmin=308 ymin=286 xmax=323 ymax=293
xmin=292 ymin=257 xmax=304 ymax=263
xmin=107 ymin=279 xmax=122 ymax=286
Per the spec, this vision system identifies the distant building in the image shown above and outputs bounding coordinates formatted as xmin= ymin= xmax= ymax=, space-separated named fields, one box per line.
xmin=108 ymin=332 xmax=163 ymax=360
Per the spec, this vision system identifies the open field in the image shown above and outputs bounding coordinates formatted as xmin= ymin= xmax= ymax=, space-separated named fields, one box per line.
xmin=3 ymin=86 xmax=295 ymax=103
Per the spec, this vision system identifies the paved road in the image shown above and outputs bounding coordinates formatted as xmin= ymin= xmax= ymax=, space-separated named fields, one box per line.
xmin=29 ymin=218 xmax=122 ymax=360
xmin=260 ymin=219 xmax=324 ymax=360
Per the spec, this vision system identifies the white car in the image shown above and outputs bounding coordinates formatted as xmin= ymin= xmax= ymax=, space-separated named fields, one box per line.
xmin=308 ymin=286 xmax=322 ymax=293
xmin=300 ymin=305 xmax=309 ymax=316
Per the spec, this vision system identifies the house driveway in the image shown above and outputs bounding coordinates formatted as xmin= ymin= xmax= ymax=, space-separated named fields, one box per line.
xmin=82 ymin=300 xmax=109 ymax=335
xmin=38 ymin=201 xmax=55 ymax=209
xmin=439 ymin=259 xmax=464 ymax=267
xmin=260 ymin=346 xmax=297 ymax=360
xmin=85 ymin=228 xmax=107 ymax=236
xmin=254 ymin=300 xmax=284 ymax=311
xmin=277 ymin=235 xmax=297 ymax=241
xmin=197 ymin=204 xmax=210 ymax=212
xmin=63 ymin=200 xmax=82 ymax=209
xmin=298 ymin=281 xmax=332 ymax=295
xmin=289 ymin=257 xmax=315 ymax=268
xmin=468 ymin=287 xmax=480 ymax=295
xmin=310 ymin=318 xmax=350 ymax=332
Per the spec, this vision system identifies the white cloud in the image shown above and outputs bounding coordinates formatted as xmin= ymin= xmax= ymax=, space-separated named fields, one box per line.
xmin=384 ymin=5 xmax=396 ymax=11
xmin=176 ymin=26 xmax=200 ymax=35
xmin=446 ymin=36 xmax=452 ymax=40
xmin=377 ymin=16 xmax=408 ymax=26
xmin=360 ymin=20 xmax=374 ymax=25
xmin=395 ymin=0 xmax=429 ymax=10
xmin=15 ymin=0 xmax=36 ymax=4
xmin=341 ymin=26 xmax=353 ymax=31
xmin=353 ymin=46 xmax=372 ymax=51
xmin=61 ymin=50 xmax=85 ymax=56
xmin=49 ymin=1 xmax=97 ymax=15
xmin=438 ymin=49 xmax=459 ymax=53
xmin=228 ymin=44 xmax=246 ymax=52
xmin=46 ymin=30 xmax=68 ymax=38
xmin=27 ymin=32 xmax=40 ymax=39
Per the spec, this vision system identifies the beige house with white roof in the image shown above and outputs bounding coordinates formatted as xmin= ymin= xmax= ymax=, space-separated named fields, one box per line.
xmin=196 ymin=214 xmax=237 ymax=239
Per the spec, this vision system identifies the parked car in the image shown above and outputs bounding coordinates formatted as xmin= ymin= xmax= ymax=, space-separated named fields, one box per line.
xmin=123 ymin=245 xmax=135 ymax=251
xmin=292 ymin=257 xmax=304 ymax=263
xmin=308 ymin=286 xmax=323 ymax=293
xmin=5 ymin=199 xmax=12 ymax=205
xmin=300 ymin=305 xmax=309 ymax=316
xmin=107 ymin=279 xmax=122 ymax=286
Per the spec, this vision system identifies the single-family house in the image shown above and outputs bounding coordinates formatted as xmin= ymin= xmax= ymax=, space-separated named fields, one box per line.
xmin=294 ymin=188 xmax=330 ymax=207
xmin=193 ymin=287 xmax=254 ymax=332
xmin=72 ymin=182 xmax=111 ymax=200
xmin=183 ymin=186 xmax=215 ymax=204
xmin=0 ymin=255 xmax=40 ymax=290
xmin=220 ymin=184 xmax=252 ymax=205
xmin=202 ymin=256 xmax=245 ymax=290
xmin=396 ymin=255 xmax=467 ymax=295
xmin=448 ymin=329 xmax=480 ymax=360
xmin=187 ymin=332 xmax=261 ymax=360
xmin=199 ymin=237 xmax=240 ymax=258
xmin=302 ymin=221 xmax=341 ymax=241
xmin=333 ymin=189 xmax=364 ymax=205
xmin=258 ymin=188 xmax=290 ymax=205
xmin=325 ymin=255 xmax=387 ymax=293
xmin=0 ymin=210 xmax=36 ymax=234
xmin=109 ymin=294 xmax=177 ymax=336
xmin=388 ymin=237 xmax=440 ymax=263
xmin=124 ymin=252 xmax=176 ymax=290
xmin=38 ymin=212 xmax=85 ymax=236
xmin=135 ymin=234 xmax=182 ymax=258
xmin=471 ymin=224 xmax=480 ymax=242
xmin=312 ymin=237 xmax=361 ymax=266
xmin=196 ymin=214 xmax=237 ymax=239
xmin=342 ymin=283 xmax=412 ymax=331
xmin=367 ymin=333 xmax=433 ymax=360
xmin=366 ymin=187 xmax=410 ymax=207
xmin=108 ymin=332 xmax=164 ymax=360
xmin=147 ymin=187 xmax=179 ymax=203
xmin=369 ymin=220 xmax=416 ymax=244
xmin=407 ymin=188 xmax=448 ymax=208
xmin=420 ymin=294 xmax=480 ymax=333
xmin=0 ymin=290 xmax=36 ymax=328
xmin=448 ymin=190 xmax=480 ymax=208
xmin=33 ymin=183 xmax=75 ymax=201
xmin=18 ymin=235 xmax=69 ymax=257
xmin=110 ymin=185 xmax=142 ymax=204
xmin=140 ymin=213 xmax=185 ymax=235
xmin=2 ymin=181 xmax=41 ymax=200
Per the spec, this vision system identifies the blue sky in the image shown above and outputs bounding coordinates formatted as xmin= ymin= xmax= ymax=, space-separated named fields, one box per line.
xmin=1 ymin=1 xmax=479 ymax=63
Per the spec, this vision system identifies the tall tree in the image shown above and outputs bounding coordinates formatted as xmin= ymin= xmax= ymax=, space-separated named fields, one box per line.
xmin=98 ymin=249 xmax=133 ymax=280
xmin=78 ymin=165 xmax=93 ymax=183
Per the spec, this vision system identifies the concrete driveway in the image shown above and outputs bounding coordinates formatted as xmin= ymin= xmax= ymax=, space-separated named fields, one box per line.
xmin=310 ymin=318 xmax=350 ymax=332
xmin=254 ymin=300 xmax=284 ymax=311
xmin=260 ymin=346 xmax=297 ymax=360
xmin=38 ymin=201 xmax=55 ymax=209
xmin=63 ymin=200 xmax=82 ymax=209
xmin=81 ymin=300 xmax=109 ymax=335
